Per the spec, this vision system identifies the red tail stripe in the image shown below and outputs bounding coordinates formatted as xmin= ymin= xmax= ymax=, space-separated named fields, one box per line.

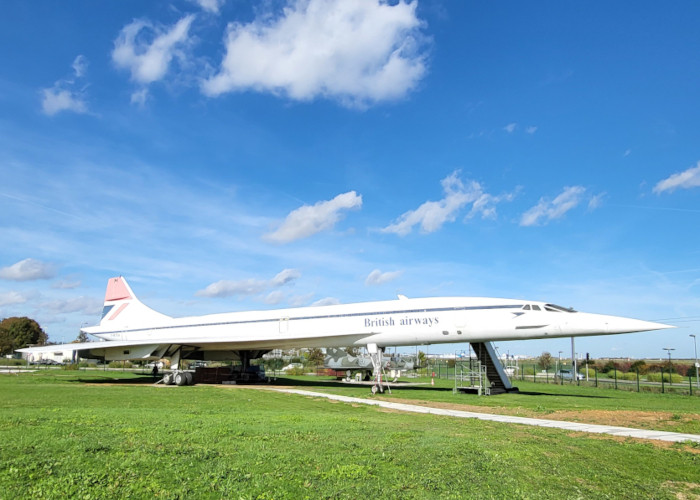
xmin=105 ymin=277 xmax=131 ymax=302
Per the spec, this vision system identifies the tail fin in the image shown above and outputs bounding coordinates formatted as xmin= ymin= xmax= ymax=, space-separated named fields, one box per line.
xmin=99 ymin=277 xmax=171 ymax=327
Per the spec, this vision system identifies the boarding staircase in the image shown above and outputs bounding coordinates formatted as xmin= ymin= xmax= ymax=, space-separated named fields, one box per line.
xmin=470 ymin=342 xmax=518 ymax=395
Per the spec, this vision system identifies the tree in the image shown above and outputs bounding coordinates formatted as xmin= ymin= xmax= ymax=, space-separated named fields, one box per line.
xmin=306 ymin=348 xmax=325 ymax=367
xmin=0 ymin=317 xmax=47 ymax=355
xmin=538 ymin=351 xmax=553 ymax=371
xmin=630 ymin=359 xmax=647 ymax=374
xmin=72 ymin=330 xmax=89 ymax=343
xmin=265 ymin=357 xmax=285 ymax=373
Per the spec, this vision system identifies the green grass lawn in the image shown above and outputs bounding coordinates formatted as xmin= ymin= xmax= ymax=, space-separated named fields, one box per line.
xmin=1 ymin=371 xmax=699 ymax=499
xmin=275 ymin=375 xmax=700 ymax=435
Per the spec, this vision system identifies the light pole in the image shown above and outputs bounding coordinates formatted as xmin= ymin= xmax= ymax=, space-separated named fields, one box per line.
xmin=556 ymin=351 xmax=562 ymax=377
xmin=663 ymin=347 xmax=675 ymax=384
xmin=690 ymin=334 xmax=699 ymax=390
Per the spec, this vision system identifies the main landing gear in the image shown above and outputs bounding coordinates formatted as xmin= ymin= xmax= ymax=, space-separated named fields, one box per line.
xmin=161 ymin=371 xmax=193 ymax=386
xmin=367 ymin=343 xmax=391 ymax=395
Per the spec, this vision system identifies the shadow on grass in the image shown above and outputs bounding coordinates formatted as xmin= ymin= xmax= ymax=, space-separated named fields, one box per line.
xmin=271 ymin=377 xmax=613 ymax=399
xmin=72 ymin=375 xmax=160 ymax=385
xmin=515 ymin=390 xmax=611 ymax=399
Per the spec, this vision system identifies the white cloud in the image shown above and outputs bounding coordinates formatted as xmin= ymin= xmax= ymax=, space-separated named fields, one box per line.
xmin=271 ymin=268 xmax=302 ymax=286
xmin=382 ymin=171 xmax=511 ymax=236
xmin=264 ymin=290 xmax=286 ymax=305
xmin=311 ymin=297 xmax=341 ymax=307
xmin=520 ymin=186 xmax=586 ymax=226
xmin=52 ymin=279 xmax=82 ymax=290
xmin=112 ymin=15 xmax=195 ymax=86
xmin=130 ymin=88 xmax=149 ymax=106
xmin=525 ymin=126 xmax=537 ymax=135
xmin=41 ymin=296 xmax=101 ymax=315
xmin=365 ymin=269 xmax=403 ymax=286
xmin=196 ymin=268 xmax=301 ymax=298
xmin=264 ymin=191 xmax=362 ymax=243
xmin=201 ymin=0 xmax=428 ymax=107
xmin=0 ymin=291 xmax=30 ymax=307
xmin=41 ymin=88 xmax=88 ymax=116
xmin=191 ymin=0 xmax=225 ymax=14
xmin=504 ymin=123 xmax=517 ymax=133
xmin=72 ymin=55 xmax=88 ymax=78
xmin=588 ymin=192 xmax=606 ymax=211
xmin=0 ymin=258 xmax=57 ymax=281
xmin=41 ymin=55 xmax=89 ymax=116
xmin=653 ymin=161 xmax=700 ymax=194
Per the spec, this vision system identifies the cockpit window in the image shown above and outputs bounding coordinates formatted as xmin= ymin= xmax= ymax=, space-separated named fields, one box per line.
xmin=544 ymin=304 xmax=577 ymax=313
xmin=532 ymin=305 xmax=541 ymax=311
xmin=522 ymin=305 xmax=531 ymax=310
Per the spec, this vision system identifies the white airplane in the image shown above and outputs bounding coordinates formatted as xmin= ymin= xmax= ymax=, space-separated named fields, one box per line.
xmin=20 ymin=277 xmax=671 ymax=387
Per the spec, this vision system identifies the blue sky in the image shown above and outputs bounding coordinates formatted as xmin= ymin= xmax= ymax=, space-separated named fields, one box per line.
xmin=1 ymin=0 xmax=699 ymax=359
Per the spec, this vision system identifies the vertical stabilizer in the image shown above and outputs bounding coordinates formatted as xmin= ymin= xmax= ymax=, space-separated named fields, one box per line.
xmin=99 ymin=277 xmax=171 ymax=328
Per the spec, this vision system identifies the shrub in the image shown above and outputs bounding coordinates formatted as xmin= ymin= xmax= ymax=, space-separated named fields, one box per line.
xmin=62 ymin=363 xmax=80 ymax=370
xmin=0 ymin=358 xmax=27 ymax=366
xmin=630 ymin=360 xmax=647 ymax=374
xmin=646 ymin=372 xmax=683 ymax=384
xmin=285 ymin=366 xmax=306 ymax=376
xmin=108 ymin=360 xmax=133 ymax=368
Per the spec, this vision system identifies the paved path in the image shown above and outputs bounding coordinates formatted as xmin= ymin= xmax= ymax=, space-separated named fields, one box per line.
xmin=274 ymin=388 xmax=700 ymax=444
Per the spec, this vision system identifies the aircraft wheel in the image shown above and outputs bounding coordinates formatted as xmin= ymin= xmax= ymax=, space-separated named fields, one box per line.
xmin=185 ymin=372 xmax=193 ymax=385
xmin=163 ymin=373 xmax=174 ymax=385
xmin=175 ymin=372 xmax=186 ymax=386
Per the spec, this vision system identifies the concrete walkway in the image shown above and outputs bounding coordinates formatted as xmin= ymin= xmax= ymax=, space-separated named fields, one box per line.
xmin=274 ymin=388 xmax=700 ymax=444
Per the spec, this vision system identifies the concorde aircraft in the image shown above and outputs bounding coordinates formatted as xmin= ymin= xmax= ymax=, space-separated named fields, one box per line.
xmin=19 ymin=277 xmax=671 ymax=387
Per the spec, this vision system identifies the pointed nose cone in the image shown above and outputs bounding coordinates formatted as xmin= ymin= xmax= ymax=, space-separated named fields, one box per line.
xmin=602 ymin=316 xmax=675 ymax=335
xmin=563 ymin=313 xmax=675 ymax=336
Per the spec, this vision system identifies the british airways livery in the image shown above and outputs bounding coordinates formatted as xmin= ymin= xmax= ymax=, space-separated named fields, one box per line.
xmin=20 ymin=277 xmax=671 ymax=387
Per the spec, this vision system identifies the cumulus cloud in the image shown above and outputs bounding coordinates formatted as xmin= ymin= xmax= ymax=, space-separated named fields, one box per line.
xmin=0 ymin=259 xmax=57 ymax=281
xmin=264 ymin=191 xmax=362 ymax=243
xmin=520 ymin=186 xmax=586 ymax=226
xmin=112 ymin=15 xmax=195 ymax=102
xmin=653 ymin=161 xmax=700 ymax=194
xmin=381 ymin=171 xmax=512 ymax=236
xmin=196 ymin=268 xmax=301 ymax=298
xmin=365 ymin=269 xmax=403 ymax=286
xmin=41 ymin=55 xmax=89 ymax=116
xmin=201 ymin=0 xmax=428 ymax=107
xmin=525 ymin=126 xmax=537 ymax=135
xmin=503 ymin=123 xmax=517 ymax=133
